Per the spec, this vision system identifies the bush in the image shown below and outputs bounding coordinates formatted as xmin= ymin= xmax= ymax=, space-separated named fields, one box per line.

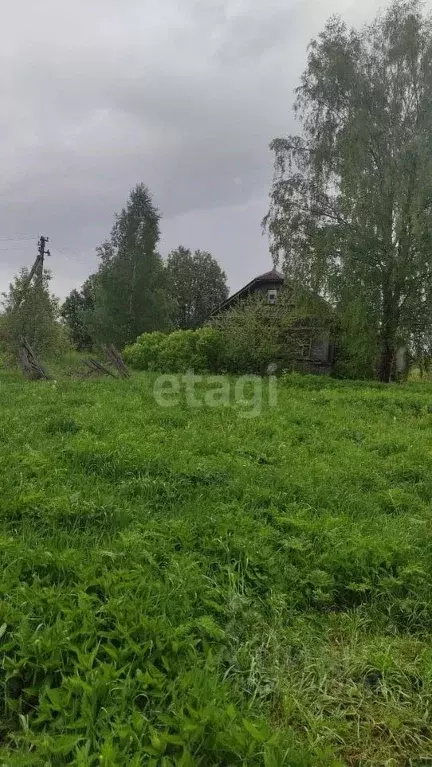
xmin=213 ymin=293 xmax=321 ymax=375
xmin=125 ymin=291 xmax=334 ymax=376
xmin=215 ymin=302 xmax=280 ymax=374
xmin=158 ymin=329 xmax=199 ymax=372
xmin=124 ymin=331 xmax=166 ymax=370
xmin=124 ymin=327 xmax=223 ymax=374
xmin=195 ymin=327 xmax=224 ymax=373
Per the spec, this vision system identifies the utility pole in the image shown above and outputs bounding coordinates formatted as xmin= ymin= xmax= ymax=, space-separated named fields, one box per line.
xmin=36 ymin=235 xmax=50 ymax=283
xmin=27 ymin=236 xmax=50 ymax=285
xmin=15 ymin=235 xmax=50 ymax=309
xmin=38 ymin=235 xmax=49 ymax=261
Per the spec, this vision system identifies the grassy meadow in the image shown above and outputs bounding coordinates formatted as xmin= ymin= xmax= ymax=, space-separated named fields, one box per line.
xmin=1 ymin=369 xmax=432 ymax=765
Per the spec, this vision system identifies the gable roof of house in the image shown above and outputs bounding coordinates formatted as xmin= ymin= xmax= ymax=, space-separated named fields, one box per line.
xmin=253 ymin=270 xmax=285 ymax=283
xmin=211 ymin=269 xmax=285 ymax=315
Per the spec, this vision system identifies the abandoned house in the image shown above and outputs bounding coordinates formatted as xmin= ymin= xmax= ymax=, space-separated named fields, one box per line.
xmin=213 ymin=269 xmax=286 ymax=311
xmin=210 ymin=269 xmax=334 ymax=373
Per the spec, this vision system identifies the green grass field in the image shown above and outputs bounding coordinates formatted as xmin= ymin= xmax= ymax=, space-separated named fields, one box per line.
xmin=1 ymin=370 xmax=432 ymax=765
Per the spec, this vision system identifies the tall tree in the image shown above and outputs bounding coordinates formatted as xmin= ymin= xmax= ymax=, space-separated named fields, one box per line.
xmin=90 ymin=184 xmax=171 ymax=347
xmin=61 ymin=281 xmax=95 ymax=351
xmin=264 ymin=0 xmax=432 ymax=381
xmin=166 ymin=247 xmax=228 ymax=329
xmin=1 ymin=268 xmax=61 ymax=357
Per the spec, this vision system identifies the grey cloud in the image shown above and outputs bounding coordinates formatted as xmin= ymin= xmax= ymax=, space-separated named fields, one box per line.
xmin=0 ymin=0 xmax=411 ymax=298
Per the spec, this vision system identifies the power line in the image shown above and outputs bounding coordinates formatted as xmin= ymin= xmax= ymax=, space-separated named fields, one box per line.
xmin=0 ymin=246 xmax=34 ymax=252
xmin=0 ymin=235 xmax=35 ymax=242
xmin=48 ymin=241 xmax=79 ymax=260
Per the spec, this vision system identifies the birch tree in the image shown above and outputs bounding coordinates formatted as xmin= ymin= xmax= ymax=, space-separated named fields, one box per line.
xmin=265 ymin=0 xmax=432 ymax=381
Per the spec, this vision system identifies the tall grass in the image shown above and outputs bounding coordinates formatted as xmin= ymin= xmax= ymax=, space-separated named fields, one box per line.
xmin=0 ymin=371 xmax=432 ymax=764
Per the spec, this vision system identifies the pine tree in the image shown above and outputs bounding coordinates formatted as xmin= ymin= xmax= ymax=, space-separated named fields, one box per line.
xmin=90 ymin=184 xmax=171 ymax=347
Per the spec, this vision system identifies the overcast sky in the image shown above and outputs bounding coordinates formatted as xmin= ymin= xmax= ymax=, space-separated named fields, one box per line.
xmin=1 ymin=0 xmax=407 ymax=298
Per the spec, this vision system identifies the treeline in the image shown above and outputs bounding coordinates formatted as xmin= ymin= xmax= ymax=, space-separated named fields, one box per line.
xmin=60 ymin=184 xmax=228 ymax=351
xmin=3 ymin=0 xmax=432 ymax=383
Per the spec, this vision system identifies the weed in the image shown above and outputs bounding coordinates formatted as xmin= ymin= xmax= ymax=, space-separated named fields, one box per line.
xmin=0 ymin=372 xmax=432 ymax=764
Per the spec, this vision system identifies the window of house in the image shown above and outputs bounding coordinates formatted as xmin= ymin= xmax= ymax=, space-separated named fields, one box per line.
xmin=311 ymin=339 xmax=330 ymax=362
xmin=268 ymin=289 xmax=278 ymax=305
xmin=298 ymin=338 xmax=312 ymax=358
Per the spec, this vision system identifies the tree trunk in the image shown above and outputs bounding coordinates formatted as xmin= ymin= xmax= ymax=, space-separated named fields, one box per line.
xmin=378 ymin=339 xmax=394 ymax=383
xmin=378 ymin=285 xmax=398 ymax=383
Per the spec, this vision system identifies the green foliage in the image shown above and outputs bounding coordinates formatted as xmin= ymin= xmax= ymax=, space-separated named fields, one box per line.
xmin=212 ymin=296 xmax=282 ymax=374
xmin=123 ymin=331 xmax=167 ymax=371
xmin=265 ymin=0 xmax=432 ymax=381
xmin=195 ymin=326 xmax=224 ymax=373
xmin=124 ymin=327 xmax=223 ymax=374
xmin=166 ymin=246 xmax=228 ymax=329
xmin=333 ymin=298 xmax=379 ymax=379
xmin=126 ymin=288 xmax=333 ymax=376
xmin=1 ymin=268 xmax=63 ymax=360
xmin=125 ymin=287 xmax=333 ymax=374
xmin=0 ymin=372 xmax=432 ymax=763
xmin=85 ymin=184 xmax=172 ymax=348
xmin=410 ymin=328 xmax=432 ymax=378
xmin=60 ymin=287 xmax=94 ymax=351
xmin=158 ymin=329 xmax=201 ymax=372
xmin=213 ymin=288 xmax=333 ymax=374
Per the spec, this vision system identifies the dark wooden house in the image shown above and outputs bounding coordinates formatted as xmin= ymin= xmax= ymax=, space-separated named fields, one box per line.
xmin=213 ymin=270 xmax=286 ymax=311
xmin=211 ymin=270 xmax=333 ymax=373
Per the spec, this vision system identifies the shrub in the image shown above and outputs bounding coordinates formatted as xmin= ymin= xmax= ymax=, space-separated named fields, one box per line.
xmin=124 ymin=328 xmax=223 ymax=374
xmin=215 ymin=301 xmax=280 ymax=374
xmin=123 ymin=331 xmax=166 ymax=370
xmin=158 ymin=329 xmax=199 ymax=372
xmin=212 ymin=293 xmax=323 ymax=375
xmin=195 ymin=327 xmax=224 ymax=373
xmin=125 ymin=290 xmax=334 ymax=376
